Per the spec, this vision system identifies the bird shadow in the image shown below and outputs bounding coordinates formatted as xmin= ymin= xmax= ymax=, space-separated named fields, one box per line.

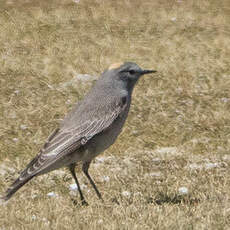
xmin=148 ymin=192 xmax=200 ymax=206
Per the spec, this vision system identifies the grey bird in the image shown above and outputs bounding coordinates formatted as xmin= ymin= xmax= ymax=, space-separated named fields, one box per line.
xmin=1 ymin=62 xmax=156 ymax=204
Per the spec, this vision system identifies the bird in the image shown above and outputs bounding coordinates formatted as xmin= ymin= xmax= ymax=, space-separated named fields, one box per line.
xmin=1 ymin=62 xmax=157 ymax=204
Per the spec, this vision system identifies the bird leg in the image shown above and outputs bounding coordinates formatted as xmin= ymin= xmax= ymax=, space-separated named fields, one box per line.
xmin=82 ymin=161 xmax=103 ymax=200
xmin=69 ymin=164 xmax=88 ymax=205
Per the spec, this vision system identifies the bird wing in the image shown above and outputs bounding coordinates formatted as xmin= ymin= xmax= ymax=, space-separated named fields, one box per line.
xmin=19 ymin=98 xmax=127 ymax=179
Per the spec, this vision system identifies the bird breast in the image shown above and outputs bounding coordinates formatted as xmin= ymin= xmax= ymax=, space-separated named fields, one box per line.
xmin=83 ymin=103 xmax=130 ymax=161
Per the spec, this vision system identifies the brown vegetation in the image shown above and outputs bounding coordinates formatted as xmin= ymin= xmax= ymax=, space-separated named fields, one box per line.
xmin=0 ymin=0 xmax=230 ymax=229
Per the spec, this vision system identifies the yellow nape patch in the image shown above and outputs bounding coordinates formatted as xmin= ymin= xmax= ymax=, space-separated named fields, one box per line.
xmin=108 ymin=62 xmax=124 ymax=70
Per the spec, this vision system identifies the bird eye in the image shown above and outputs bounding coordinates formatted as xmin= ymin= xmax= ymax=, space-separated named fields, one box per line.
xmin=128 ymin=70 xmax=135 ymax=75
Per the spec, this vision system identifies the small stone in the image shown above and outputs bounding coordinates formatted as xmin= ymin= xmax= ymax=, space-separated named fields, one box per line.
xmin=149 ymin=172 xmax=161 ymax=177
xmin=178 ymin=187 xmax=188 ymax=195
xmin=101 ymin=176 xmax=110 ymax=182
xmin=155 ymin=147 xmax=178 ymax=155
xmin=42 ymin=217 xmax=50 ymax=226
xmin=121 ymin=191 xmax=131 ymax=197
xmin=20 ymin=124 xmax=27 ymax=130
xmin=221 ymin=98 xmax=229 ymax=103
xmin=69 ymin=183 xmax=78 ymax=191
xmin=152 ymin=158 xmax=161 ymax=162
xmin=96 ymin=157 xmax=106 ymax=163
xmin=31 ymin=194 xmax=38 ymax=199
xmin=66 ymin=99 xmax=72 ymax=105
xmin=69 ymin=183 xmax=87 ymax=192
xmin=204 ymin=162 xmax=219 ymax=169
xmin=187 ymin=163 xmax=202 ymax=170
xmin=14 ymin=90 xmax=20 ymax=95
xmin=98 ymin=219 xmax=103 ymax=224
xmin=47 ymin=192 xmax=57 ymax=197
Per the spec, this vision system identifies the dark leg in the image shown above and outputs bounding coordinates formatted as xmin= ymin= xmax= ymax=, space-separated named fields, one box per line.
xmin=82 ymin=161 xmax=103 ymax=200
xmin=69 ymin=163 xmax=87 ymax=205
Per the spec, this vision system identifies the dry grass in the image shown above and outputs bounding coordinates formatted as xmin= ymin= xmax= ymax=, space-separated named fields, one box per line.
xmin=0 ymin=0 xmax=230 ymax=229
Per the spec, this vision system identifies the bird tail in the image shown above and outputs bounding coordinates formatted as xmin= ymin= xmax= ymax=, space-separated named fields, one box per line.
xmin=1 ymin=175 xmax=34 ymax=202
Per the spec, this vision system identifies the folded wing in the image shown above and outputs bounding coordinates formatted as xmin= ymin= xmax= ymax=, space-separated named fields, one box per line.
xmin=19 ymin=98 xmax=126 ymax=179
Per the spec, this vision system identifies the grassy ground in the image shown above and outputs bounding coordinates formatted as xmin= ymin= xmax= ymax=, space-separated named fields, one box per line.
xmin=0 ymin=0 xmax=230 ymax=229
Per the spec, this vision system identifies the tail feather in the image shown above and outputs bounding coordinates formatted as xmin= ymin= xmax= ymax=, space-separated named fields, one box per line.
xmin=1 ymin=176 xmax=34 ymax=202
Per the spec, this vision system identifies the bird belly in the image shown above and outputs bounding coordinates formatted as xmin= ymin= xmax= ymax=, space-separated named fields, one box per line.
xmin=82 ymin=112 xmax=128 ymax=162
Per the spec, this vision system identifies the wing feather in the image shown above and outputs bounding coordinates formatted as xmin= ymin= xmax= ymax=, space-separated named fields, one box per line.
xmin=19 ymin=98 xmax=127 ymax=179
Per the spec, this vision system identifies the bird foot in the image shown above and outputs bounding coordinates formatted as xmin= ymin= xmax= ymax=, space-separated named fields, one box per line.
xmin=72 ymin=198 xmax=88 ymax=206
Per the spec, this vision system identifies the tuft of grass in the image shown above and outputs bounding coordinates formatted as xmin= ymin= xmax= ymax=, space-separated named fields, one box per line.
xmin=0 ymin=0 xmax=230 ymax=229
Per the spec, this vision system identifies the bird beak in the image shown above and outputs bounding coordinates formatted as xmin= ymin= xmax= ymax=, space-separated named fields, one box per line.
xmin=141 ymin=69 xmax=157 ymax=75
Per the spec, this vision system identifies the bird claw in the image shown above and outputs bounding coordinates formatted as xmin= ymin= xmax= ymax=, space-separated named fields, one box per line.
xmin=72 ymin=198 xmax=88 ymax=206
xmin=81 ymin=200 xmax=89 ymax=206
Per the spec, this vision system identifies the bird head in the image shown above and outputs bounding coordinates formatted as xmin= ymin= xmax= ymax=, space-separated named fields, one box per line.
xmin=107 ymin=62 xmax=157 ymax=86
